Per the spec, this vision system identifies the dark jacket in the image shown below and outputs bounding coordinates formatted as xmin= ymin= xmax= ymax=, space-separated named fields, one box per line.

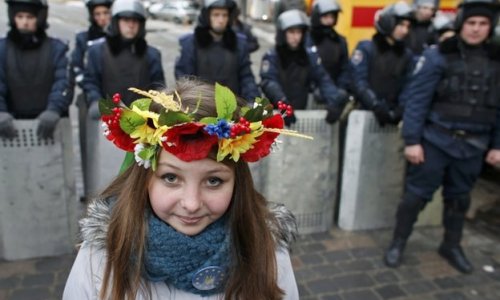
xmin=70 ymin=31 xmax=105 ymax=87
xmin=259 ymin=45 xmax=342 ymax=108
xmin=174 ymin=31 xmax=259 ymax=101
xmin=0 ymin=37 xmax=70 ymax=115
xmin=82 ymin=39 xmax=165 ymax=104
xmin=402 ymin=36 xmax=500 ymax=158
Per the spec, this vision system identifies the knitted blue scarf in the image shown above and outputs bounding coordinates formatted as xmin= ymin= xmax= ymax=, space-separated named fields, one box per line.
xmin=144 ymin=213 xmax=230 ymax=296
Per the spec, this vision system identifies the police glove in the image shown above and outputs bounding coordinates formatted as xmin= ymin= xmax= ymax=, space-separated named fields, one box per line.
xmin=0 ymin=112 xmax=17 ymax=139
xmin=325 ymin=105 xmax=343 ymax=124
xmin=88 ymin=101 xmax=101 ymax=120
xmin=37 ymin=110 xmax=61 ymax=139
xmin=372 ymin=103 xmax=392 ymax=126
xmin=387 ymin=106 xmax=403 ymax=125
xmin=284 ymin=112 xmax=297 ymax=127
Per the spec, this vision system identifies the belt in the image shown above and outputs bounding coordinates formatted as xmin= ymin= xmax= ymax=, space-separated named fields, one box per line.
xmin=430 ymin=123 xmax=483 ymax=139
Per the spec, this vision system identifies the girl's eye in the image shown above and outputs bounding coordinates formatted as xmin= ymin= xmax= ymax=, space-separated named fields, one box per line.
xmin=161 ymin=173 xmax=178 ymax=184
xmin=207 ymin=177 xmax=223 ymax=187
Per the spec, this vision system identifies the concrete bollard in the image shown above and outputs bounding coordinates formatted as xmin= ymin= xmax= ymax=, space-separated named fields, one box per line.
xmin=259 ymin=110 xmax=339 ymax=234
xmin=0 ymin=119 xmax=81 ymax=260
xmin=338 ymin=110 xmax=442 ymax=231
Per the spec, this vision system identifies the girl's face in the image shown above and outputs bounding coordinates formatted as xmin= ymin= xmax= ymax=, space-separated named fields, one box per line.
xmin=148 ymin=150 xmax=235 ymax=236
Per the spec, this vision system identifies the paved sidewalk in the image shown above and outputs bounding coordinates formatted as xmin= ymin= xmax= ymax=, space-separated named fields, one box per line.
xmin=1 ymin=222 xmax=499 ymax=300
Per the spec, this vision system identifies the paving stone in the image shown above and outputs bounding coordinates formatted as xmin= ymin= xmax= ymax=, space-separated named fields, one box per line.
xmin=375 ymin=284 xmax=407 ymax=299
xmin=0 ymin=276 xmax=20 ymax=289
xmin=322 ymin=250 xmax=352 ymax=263
xmin=337 ymin=259 xmax=374 ymax=272
xmin=21 ymin=273 xmax=54 ymax=287
xmin=372 ymin=270 xmax=399 ymax=284
xmin=299 ymin=253 xmax=325 ymax=265
xmin=301 ymin=243 xmax=327 ymax=253
xmin=400 ymin=280 xmax=437 ymax=294
xmin=433 ymin=277 xmax=462 ymax=290
xmin=341 ymin=289 xmax=381 ymax=300
xmin=294 ymin=268 xmax=318 ymax=282
xmin=419 ymin=260 xmax=460 ymax=278
xmin=331 ymin=273 xmax=374 ymax=291
xmin=311 ymin=265 xmax=342 ymax=278
xmin=349 ymin=247 xmax=382 ymax=259
xmin=455 ymin=273 xmax=491 ymax=286
xmin=298 ymin=283 xmax=310 ymax=297
xmin=434 ymin=291 xmax=469 ymax=300
xmin=307 ymin=278 xmax=341 ymax=294
xmin=309 ymin=232 xmax=334 ymax=241
xmin=320 ymin=295 xmax=342 ymax=300
xmin=8 ymin=288 xmax=51 ymax=300
xmin=395 ymin=267 xmax=423 ymax=281
xmin=35 ymin=256 xmax=74 ymax=273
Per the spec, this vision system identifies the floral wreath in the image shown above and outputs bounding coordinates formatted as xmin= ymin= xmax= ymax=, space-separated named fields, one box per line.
xmin=99 ymin=83 xmax=312 ymax=170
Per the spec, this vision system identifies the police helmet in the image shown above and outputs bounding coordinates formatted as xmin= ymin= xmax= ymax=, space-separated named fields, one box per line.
xmin=375 ymin=1 xmax=414 ymax=36
xmin=84 ymin=0 xmax=113 ymax=24
xmin=432 ymin=13 xmax=454 ymax=34
xmin=6 ymin=0 xmax=48 ymax=29
xmin=107 ymin=0 xmax=146 ymax=38
xmin=413 ymin=0 xmax=440 ymax=9
xmin=197 ymin=0 xmax=237 ymax=28
xmin=275 ymin=9 xmax=309 ymax=46
xmin=311 ymin=0 xmax=342 ymax=27
xmin=454 ymin=0 xmax=499 ymax=35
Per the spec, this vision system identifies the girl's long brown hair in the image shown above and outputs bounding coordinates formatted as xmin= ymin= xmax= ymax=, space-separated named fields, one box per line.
xmin=98 ymin=78 xmax=284 ymax=299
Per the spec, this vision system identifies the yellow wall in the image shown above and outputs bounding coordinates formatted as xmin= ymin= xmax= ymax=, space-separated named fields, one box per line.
xmin=305 ymin=0 xmax=460 ymax=54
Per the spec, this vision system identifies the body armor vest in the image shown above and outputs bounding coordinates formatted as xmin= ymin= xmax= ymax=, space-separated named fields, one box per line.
xmin=196 ymin=42 xmax=239 ymax=95
xmin=368 ymin=44 xmax=410 ymax=108
xmin=278 ymin=58 xmax=311 ymax=110
xmin=102 ymin=43 xmax=150 ymax=106
xmin=6 ymin=38 xmax=54 ymax=118
xmin=433 ymin=50 xmax=500 ymax=124
xmin=315 ymin=37 xmax=342 ymax=84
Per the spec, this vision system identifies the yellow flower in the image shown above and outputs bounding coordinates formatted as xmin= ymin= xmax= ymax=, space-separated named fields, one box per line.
xmin=217 ymin=122 xmax=264 ymax=161
xmin=129 ymin=106 xmax=169 ymax=145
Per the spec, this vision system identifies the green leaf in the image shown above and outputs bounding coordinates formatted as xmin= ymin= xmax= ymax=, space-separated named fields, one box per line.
xmin=119 ymin=152 xmax=135 ymax=174
xmin=215 ymin=83 xmax=237 ymax=120
xmin=240 ymin=106 xmax=250 ymax=116
xmin=199 ymin=117 xmax=218 ymax=124
xmin=158 ymin=110 xmax=192 ymax=126
xmin=138 ymin=146 xmax=156 ymax=160
xmin=119 ymin=110 xmax=145 ymax=134
xmin=99 ymin=98 xmax=115 ymax=116
xmin=130 ymin=98 xmax=152 ymax=111
xmin=244 ymin=106 xmax=264 ymax=122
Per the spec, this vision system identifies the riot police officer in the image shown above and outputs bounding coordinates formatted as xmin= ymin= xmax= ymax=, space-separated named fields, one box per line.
xmin=0 ymin=0 xmax=70 ymax=139
xmin=350 ymin=1 xmax=414 ymax=126
xmin=70 ymin=0 xmax=113 ymax=89
xmin=82 ymin=0 xmax=165 ymax=117
xmin=175 ymin=0 xmax=259 ymax=101
xmin=384 ymin=0 xmax=500 ymax=274
xmin=406 ymin=0 xmax=439 ymax=56
xmin=260 ymin=9 xmax=346 ymax=126
xmin=308 ymin=0 xmax=350 ymax=91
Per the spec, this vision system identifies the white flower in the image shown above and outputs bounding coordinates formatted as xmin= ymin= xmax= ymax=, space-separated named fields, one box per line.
xmin=134 ymin=143 xmax=151 ymax=169
xmin=270 ymin=139 xmax=283 ymax=153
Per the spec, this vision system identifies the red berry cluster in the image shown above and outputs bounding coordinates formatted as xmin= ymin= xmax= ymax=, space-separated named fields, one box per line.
xmin=277 ymin=100 xmax=293 ymax=117
xmin=112 ymin=93 xmax=121 ymax=104
xmin=230 ymin=117 xmax=251 ymax=138
xmin=102 ymin=94 xmax=123 ymax=126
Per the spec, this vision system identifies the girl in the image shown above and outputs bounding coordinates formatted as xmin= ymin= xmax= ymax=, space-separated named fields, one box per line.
xmin=63 ymin=79 xmax=302 ymax=299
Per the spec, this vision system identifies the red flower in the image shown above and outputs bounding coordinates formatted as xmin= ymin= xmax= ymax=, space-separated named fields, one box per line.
xmin=161 ymin=123 xmax=218 ymax=162
xmin=241 ymin=114 xmax=284 ymax=162
xmin=103 ymin=116 xmax=136 ymax=152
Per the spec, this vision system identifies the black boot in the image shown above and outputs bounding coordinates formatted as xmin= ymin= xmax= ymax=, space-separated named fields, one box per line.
xmin=438 ymin=242 xmax=474 ymax=274
xmin=384 ymin=193 xmax=426 ymax=268
xmin=384 ymin=238 xmax=407 ymax=267
xmin=439 ymin=196 xmax=474 ymax=274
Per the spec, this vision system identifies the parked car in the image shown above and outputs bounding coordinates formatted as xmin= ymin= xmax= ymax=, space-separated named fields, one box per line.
xmin=149 ymin=1 xmax=199 ymax=24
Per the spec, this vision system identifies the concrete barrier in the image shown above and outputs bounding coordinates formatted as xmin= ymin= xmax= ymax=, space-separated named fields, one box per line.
xmin=259 ymin=110 xmax=339 ymax=234
xmin=0 ymin=119 xmax=81 ymax=260
xmin=338 ymin=110 xmax=442 ymax=231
